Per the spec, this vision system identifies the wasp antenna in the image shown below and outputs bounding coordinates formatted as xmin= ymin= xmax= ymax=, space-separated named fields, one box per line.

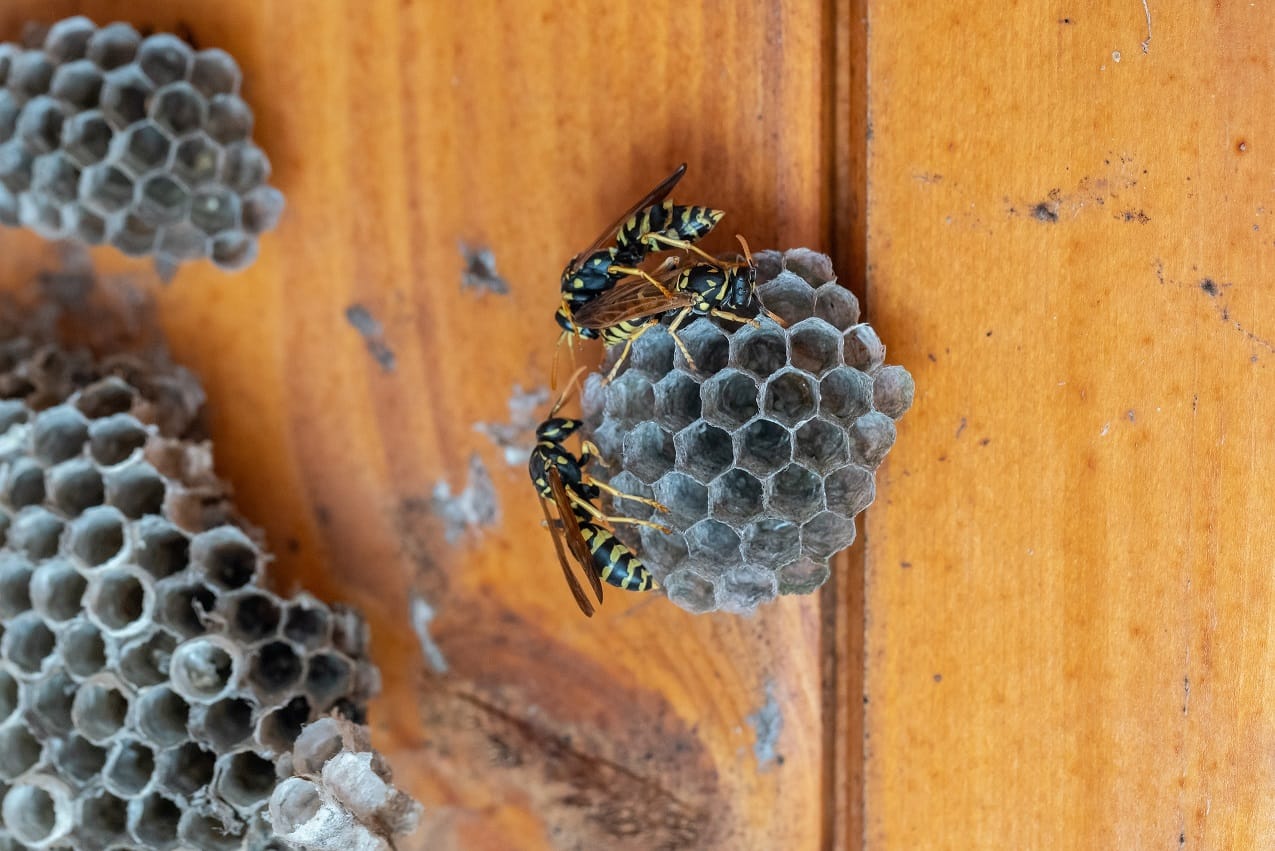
xmin=550 ymin=365 xmax=589 ymax=416
xmin=736 ymin=234 xmax=753 ymax=264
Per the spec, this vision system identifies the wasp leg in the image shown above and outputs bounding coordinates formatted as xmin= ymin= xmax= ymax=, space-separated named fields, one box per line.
xmin=664 ymin=307 xmax=698 ymax=370
xmin=707 ymin=308 xmax=762 ymax=328
xmin=604 ymin=322 xmax=654 ymax=383
xmin=610 ymin=264 xmax=676 ymax=298
xmin=643 ymin=234 xmax=721 ymax=266
xmin=586 ymin=477 xmax=669 ymax=513
xmin=568 ymin=492 xmax=671 ymax=533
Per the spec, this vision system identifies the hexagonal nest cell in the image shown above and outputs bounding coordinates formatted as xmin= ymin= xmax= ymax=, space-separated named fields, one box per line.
xmin=584 ymin=248 xmax=914 ymax=614
xmin=0 ymin=18 xmax=284 ymax=275
xmin=0 ymin=334 xmax=418 ymax=848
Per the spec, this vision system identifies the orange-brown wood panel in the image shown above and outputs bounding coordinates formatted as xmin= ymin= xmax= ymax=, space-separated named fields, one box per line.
xmin=0 ymin=2 xmax=857 ymax=849
xmin=867 ymin=2 xmax=1275 ymax=848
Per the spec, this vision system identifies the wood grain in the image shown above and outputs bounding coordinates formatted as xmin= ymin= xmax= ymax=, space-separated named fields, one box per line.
xmin=0 ymin=2 xmax=853 ymax=849
xmin=866 ymin=2 xmax=1275 ymax=848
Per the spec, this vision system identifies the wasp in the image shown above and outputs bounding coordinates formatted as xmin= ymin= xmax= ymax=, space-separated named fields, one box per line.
xmin=571 ymin=236 xmax=780 ymax=382
xmin=554 ymin=164 xmax=725 ymax=385
xmin=530 ymin=373 xmax=666 ymax=615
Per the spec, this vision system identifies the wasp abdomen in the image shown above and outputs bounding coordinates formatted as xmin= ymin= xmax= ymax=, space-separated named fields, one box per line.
xmin=580 ymin=522 xmax=655 ymax=591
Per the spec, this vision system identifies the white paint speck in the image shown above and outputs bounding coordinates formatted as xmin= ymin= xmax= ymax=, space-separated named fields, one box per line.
xmin=410 ymin=594 xmax=449 ymax=674
xmin=1112 ymin=50 xmax=1122 ymax=62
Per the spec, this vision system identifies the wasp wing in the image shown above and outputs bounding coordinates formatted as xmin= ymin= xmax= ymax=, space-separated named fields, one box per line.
xmin=571 ymin=263 xmax=693 ymax=330
xmin=567 ymin=164 xmax=687 ymax=274
xmin=548 ymin=467 xmax=605 ymax=606
xmin=538 ymin=489 xmax=596 ymax=617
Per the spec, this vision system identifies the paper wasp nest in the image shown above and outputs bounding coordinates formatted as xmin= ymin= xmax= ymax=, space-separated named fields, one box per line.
xmin=0 ymin=338 xmax=417 ymax=849
xmin=584 ymin=249 xmax=914 ymax=614
xmin=0 ymin=17 xmax=284 ymax=273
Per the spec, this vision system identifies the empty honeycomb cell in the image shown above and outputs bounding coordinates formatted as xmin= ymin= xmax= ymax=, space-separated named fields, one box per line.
xmin=602 ymin=369 xmax=653 ymax=429
xmin=767 ymin=464 xmax=823 ymax=521
xmin=70 ymin=676 xmax=131 ymax=743
xmin=249 ymin=641 xmax=302 ymax=697
xmin=662 ymin=571 xmax=718 ymax=615
xmin=195 ymin=696 xmax=253 ymax=751
xmin=54 ymin=734 xmax=105 ymax=783
xmin=109 ymin=121 xmax=170 ymax=176
xmin=169 ymin=635 xmax=239 ymax=703
xmin=0 ymin=668 xmax=17 ymax=722
xmin=0 ymin=555 xmax=32 ymax=618
xmin=646 ymin=472 xmax=705 ymax=533
xmin=4 ymin=612 xmax=55 ymax=675
xmin=587 ymin=419 xmax=622 ymax=466
xmin=282 ymin=598 xmax=331 ymax=650
xmin=305 ymin=653 xmax=352 ymax=706
xmin=757 ymin=275 xmax=815 ymax=326
xmin=77 ymin=788 xmax=127 ymax=845
xmin=842 ymin=323 xmax=886 ymax=373
xmin=0 ymin=140 xmax=35 ymax=192
xmin=127 ymin=792 xmax=180 ymax=848
xmin=2 ymin=777 xmax=72 ymax=846
xmin=87 ymin=414 xmax=147 ymax=466
xmin=708 ymin=469 xmax=764 ymax=526
xmin=117 ymin=630 xmax=176 ymax=688
xmin=215 ymin=750 xmax=276 ymax=810
xmin=813 ymin=282 xmax=859 ymax=330
xmin=27 ymin=670 xmax=75 ymax=737
xmin=730 ymin=326 xmax=786 ymax=378
xmin=133 ymin=518 xmax=188 ymax=579
xmin=625 ymin=329 xmax=675 ymax=379
xmin=32 ymin=405 xmax=89 ymax=465
xmin=819 ymin=365 xmax=874 ymax=425
xmin=683 ymin=520 xmax=742 ymax=568
xmin=16 ymin=96 xmax=67 ymax=154
xmin=721 ymin=566 xmax=778 ymax=612
xmin=872 ymin=364 xmax=915 ymax=420
xmin=653 ymin=372 xmax=700 ymax=431
xmin=801 ymin=511 xmax=856 ymax=560
xmin=43 ymin=17 xmax=96 ymax=63
xmin=192 ymin=527 xmax=258 ymax=590
xmin=675 ymin=322 xmax=729 ymax=374
xmin=191 ymin=49 xmax=240 ymax=98
xmin=60 ymin=111 xmax=112 ymax=166
xmin=824 ymin=464 xmax=876 ymax=518
xmin=699 ymin=369 xmax=758 ymax=429
xmin=189 ymin=186 xmax=240 ymax=235
xmin=240 ymin=185 xmax=284 ymax=234
xmin=69 ymin=204 xmax=105 ymax=242
xmin=156 ymin=741 xmax=214 ymax=796
xmin=675 ymin=420 xmax=733 ymax=483
xmin=169 ymin=132 xmax=220 ymax=186
xmin=155 ymin=581 xmax=214 ymax=638
xmin=788 ymin=318 xmax=843 ymax=376
xmin=621 ymin=422 xmax=674 ymax=484
xmin=98 ymin=66 xmax=153 ymax=129
xmin=18 ymin=193 xmax=67 ymax=238
xmin=75 ymin=376 xmax=135 ymax=418
xmin=69 ymin=506 xmax=126 ymax=567
xmin=778 ymin=558 xmax=833 ymax=596
xmin=149 ymin=82 xmax=207 ymax=137
xmin=0 ymin=399 xmax=28 ymax=433
xmin=602 ymin=471 xmax=655 ymax=523
xmin=210 ymin=230 xmax=258 ymax=270
xmin=135 ymin=173 xmax=190 ymax=225
xmin=30 ymin=561 xmax=87 ymax=622
xmin=179 ymin=812 xmax=246 ymax=851
xmin=49 ymin=59 xmax=103 ymax=109
xmin=158 ymin=221 xmax=211 ymax=260
xmin=849 ymin=411 xmax=897 ymax=469
xmin=227 ymin=592 xmax=281 ymax=644
xmin=58 ymin=620 xmax=105 ymax=679
xmin=762 ymin=369 xmax=818 ymax=427
xmin=104 ymin=462 xmax=165 ymax=518
xmin=10 ymin=52 xmax=55 ymax=98
xmin=108 ymin=214 xmax=158 ymax=257
xmin=794 ymin=418 xmax=851 ymax=474
xmin=103 ymin=738 xmax=155 ymax=797
xmin=780 ymin=248 xmax=836 ymax=285
xmin=205 ymin=94 xmax=251 ymax=146
xmin=634 ymin=523 xmax=687 ymax=575
xmin=85 ymin=568 xmax=152 ymax=637
xmin=256 ymin=695 xmax=310 ymax=756
xmin=86 ymin=23 xmax=141 ymax=70
xmin=135 ymin=35 xmax=192 ymax=87
xmin=734 ymin=418 xmax=791 ymax=477
xmin=31 ymin=152 xmax=81 ymax=205
xmin=0 ymin=722 xmax=42 ymax=780
xmin=80 ymin=162 xmax=133 ymax=214
xmin=130 ymin=686 xmax=188 ymax=748
xmin=47 ymin=458 xmax=105 ymax=515
xmin=220 ymin=142 xmax=268 ymax=193
xmin=5 ymin=459 xmax=46 ymax=509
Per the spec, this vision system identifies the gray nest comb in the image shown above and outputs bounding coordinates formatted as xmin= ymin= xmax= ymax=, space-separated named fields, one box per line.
xmin=0 ymin=17 xmax=284 ymax=274
xmin=583 ymin=248 xmax=914 ymax=614
xmin=0 ymin=340 xmax=415 ymax=849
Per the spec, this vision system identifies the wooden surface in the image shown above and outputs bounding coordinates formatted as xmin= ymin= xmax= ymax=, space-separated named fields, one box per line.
xmin=867 ymin=2 xmax=1275 ymax=848
xmin=0 ymin=2 xmax=852 ymax=850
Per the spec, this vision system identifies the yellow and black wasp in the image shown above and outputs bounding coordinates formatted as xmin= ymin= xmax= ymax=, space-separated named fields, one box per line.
xmin=570 ymin=236 xmax=781 ymax=382
xmin=554 ymin=163 xmax=725 ymax=385
xmin=529 ymin=373 xmax=666 ymax=616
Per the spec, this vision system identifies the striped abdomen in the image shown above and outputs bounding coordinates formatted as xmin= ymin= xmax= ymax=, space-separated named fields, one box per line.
xmin=599 ymin=315 xmax=658 ymax=346
xmin=579 ymin=523 xmax=655 ymax=591
xmin=615 ymin=202 xmax=724 ymax=260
